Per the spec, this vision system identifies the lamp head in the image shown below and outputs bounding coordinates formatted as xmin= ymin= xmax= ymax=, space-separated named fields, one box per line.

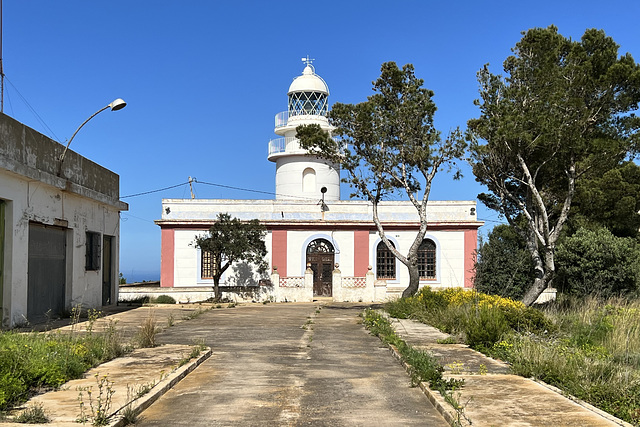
xmin=108 ymin=98 xmax=127 ymax=111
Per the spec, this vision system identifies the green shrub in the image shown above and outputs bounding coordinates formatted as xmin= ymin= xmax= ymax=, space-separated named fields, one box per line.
xmin=460 ymin=304 xmax=510 ymax=351
xmin=153 ymin=295 xmax=176 ymax=304
xmin=0 ymin=327 xmax=128 ymax=411
xmin=555 ymin=227 xmax=640 ymax=298
xmin=474 ymin=225 xmax=535 ymax=300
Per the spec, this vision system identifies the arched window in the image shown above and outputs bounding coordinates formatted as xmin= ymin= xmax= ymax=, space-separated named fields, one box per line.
xmin=418 ymin=239 xmax=436 ymax=279
xmin=302 ymin=168 xmax=316 ymax=193
xmin=376 ymin=241 xmax=396 ymax=279
xmin=306 ymin=238 xmax=334 ymax=254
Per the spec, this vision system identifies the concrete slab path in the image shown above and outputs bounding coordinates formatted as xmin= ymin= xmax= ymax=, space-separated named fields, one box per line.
xmin=6 ymin=302 xmax=629 ymax=426
xmin=389 ymin=317 xmax=632 ymax=427
xmin=137 ymin=303 xmax=448 ymax=426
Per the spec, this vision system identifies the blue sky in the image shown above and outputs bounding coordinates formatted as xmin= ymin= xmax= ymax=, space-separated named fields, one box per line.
xmin=4 ymin=1 xmax=639 ymax=282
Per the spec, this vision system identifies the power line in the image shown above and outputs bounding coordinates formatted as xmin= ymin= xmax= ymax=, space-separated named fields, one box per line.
xmin=4 ymin=76 xmax=60 ymax=141
xmin=195 ymin=179 xmax=316 ymax=201
xmin=121 ymin=181 xmax=189 ymax=199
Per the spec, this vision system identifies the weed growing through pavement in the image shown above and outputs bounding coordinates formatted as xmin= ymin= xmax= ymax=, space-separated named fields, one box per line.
xmin=85 ymin=309 xmax=103 ymax=334
xmin=446 ymin=361 xmax=465 ymax=375
xmin=182 ymin=306 xmax=211 ymax=320
xmin=166 ymin=313 xmax=175 ymax=327
xmin=119 ymin=385 xmax=145 ymax=426
xmin=178 ymin=341 xmax=207 ymax=367
xmin=135 ymin=312 xmax=159 ymax=348
xmin=77 ymin=374 xmax=115 ymax=426
xmin=14 ymin=402 xmax=49 ymax=424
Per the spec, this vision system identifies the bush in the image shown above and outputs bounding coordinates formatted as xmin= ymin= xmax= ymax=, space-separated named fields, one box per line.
xmin=153 ymin=295 xmax=176 ymax=304
xmin=0 ymin=325 xmax=127 ymax=411
xmin=461 ymin=304 xmax=510 ymax=350
xmin=387 ymin=287 xmax=552 ymax=349
xmin=474 ymin=225 xmax=535 ymax=300
xmin=555 ymin=227 xmax=640 ymax=298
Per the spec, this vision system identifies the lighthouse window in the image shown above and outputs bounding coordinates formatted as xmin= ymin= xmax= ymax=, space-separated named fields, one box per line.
xmin=376 ymin=241 xmax=396 ymax=279
xmin=288 ymin=91 xmax=328 ymax=117
xmin=418 ymin=239 xmax=437 ymax=280
xmin=302 ymin=168 xmax=316 ymax=193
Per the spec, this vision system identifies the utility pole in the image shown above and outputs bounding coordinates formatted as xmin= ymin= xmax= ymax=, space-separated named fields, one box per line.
xmin=1 ymin=0 xmax=4 ymax=114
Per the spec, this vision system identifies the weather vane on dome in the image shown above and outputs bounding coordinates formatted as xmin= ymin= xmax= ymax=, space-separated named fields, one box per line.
xmin=301 ymin=55 xmax=315 ymax=66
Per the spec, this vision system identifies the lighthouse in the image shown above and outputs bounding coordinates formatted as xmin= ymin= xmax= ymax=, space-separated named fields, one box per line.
xmin=267 ymin=58 xmax=340 ymax=201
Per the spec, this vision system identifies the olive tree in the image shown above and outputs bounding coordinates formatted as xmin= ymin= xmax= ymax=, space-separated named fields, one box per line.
xmin=194 ymin=213 xmax=267 ymax=301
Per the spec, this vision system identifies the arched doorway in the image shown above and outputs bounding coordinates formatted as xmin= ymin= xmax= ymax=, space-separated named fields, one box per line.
xmin=306 ymin=238 xmax=334 ymax=297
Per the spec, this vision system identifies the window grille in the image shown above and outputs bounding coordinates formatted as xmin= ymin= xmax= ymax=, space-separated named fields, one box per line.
xmin=376 ymin=241 xmax=396 ymax=279
xmin=418 ymin=239 xmax=436 ymax=279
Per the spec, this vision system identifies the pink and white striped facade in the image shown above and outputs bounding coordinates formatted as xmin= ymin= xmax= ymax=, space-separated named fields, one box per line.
xmin=155 ymin=198 xmax=482 ymax=302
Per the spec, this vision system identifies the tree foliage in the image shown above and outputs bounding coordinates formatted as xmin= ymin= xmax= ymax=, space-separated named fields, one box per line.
xmin=474 ymin=224 xmax=535 ymax=300
xmin=468 ymin=26 xmax=640 ymax=305
xmin=569 ymin=161 xmax=640 ymax=238
xmin=194 ymin=213 xmax=268 ymax=300
xmin=297 ymin=62 xmax=466 ymax=297
xmin=555 ymin=227 xmax=640 ymax=298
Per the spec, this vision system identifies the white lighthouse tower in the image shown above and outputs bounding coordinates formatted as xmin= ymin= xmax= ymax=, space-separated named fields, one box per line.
xmin=267 ymin=58 xmax=340 ymax=201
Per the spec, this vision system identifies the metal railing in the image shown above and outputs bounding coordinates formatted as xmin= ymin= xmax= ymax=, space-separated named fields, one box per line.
xmin=274 ymin=110 xmax=329 ymax=128
xmin=268 ymin=136 xmax=346 ymax=156
xmin=268 ymin=137 xmax=299 ymax=155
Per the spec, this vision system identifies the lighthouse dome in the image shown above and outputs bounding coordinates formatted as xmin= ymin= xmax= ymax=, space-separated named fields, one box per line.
xmin=288 ymin=65 xmax=329 ymax=95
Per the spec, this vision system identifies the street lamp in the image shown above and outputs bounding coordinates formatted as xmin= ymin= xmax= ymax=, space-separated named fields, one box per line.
xmin=57 ymin=98 xmax=127 ymax=176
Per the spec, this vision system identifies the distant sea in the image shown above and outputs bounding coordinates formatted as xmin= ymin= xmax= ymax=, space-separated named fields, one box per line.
xmin=121 ymin=270 xmax=160 ymax=284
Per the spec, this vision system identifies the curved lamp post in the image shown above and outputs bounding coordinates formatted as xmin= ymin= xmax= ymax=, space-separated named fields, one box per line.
xmin=57 ymin=98 xmax=127 ymax=176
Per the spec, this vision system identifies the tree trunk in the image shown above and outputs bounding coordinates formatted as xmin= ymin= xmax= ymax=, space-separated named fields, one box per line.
xmin=401 ymin=261 xmax=420 ymax=298
xmin=521 ymin=242 xmax=555 ymax=306
xmin=522 ymin=274 xmax=551 ymax=306
xmin=213 ymin=276 xmax=221 ymax=302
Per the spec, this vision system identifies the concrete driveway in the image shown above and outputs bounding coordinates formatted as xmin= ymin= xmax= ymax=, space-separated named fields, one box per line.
xmin=137 ymin=302 xmax=447 ymax=426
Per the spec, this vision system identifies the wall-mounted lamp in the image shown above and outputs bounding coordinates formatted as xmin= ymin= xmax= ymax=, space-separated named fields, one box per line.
xmin=318 ymin=186 xmax=329 ymax=212
xmin=470 ymin=207 xmax=476 ymax=216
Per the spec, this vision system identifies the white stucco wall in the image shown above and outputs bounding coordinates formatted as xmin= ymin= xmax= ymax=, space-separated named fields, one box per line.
xmin=369 ymin=229 xmax=465 ymax=290
xmin=1 ymin=169 xmax=122 ymax=327
xmin=172 ymin=228 xmax=273 ymax=288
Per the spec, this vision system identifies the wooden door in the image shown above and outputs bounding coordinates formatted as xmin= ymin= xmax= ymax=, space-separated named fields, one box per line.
xmin=306 ymin=239 xmax=335 ymax=297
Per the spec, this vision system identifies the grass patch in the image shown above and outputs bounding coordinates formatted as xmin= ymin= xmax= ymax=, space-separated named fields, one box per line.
xmin=362 ymin=309 xmax=463 ymax=391
xmin=134 ymin=313 xmax=159 ymax=348
xmin=0 ymin=324 xmax=128 ymax=411
xmin=178 ymin=341 xmax=207 ymax=368
xmin=385 ymin=287 xmax=640 ymax=425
